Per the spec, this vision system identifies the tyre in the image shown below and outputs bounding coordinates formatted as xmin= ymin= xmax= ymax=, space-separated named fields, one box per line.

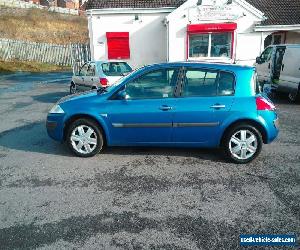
xmin=70 ymin=82 xmax=76 ymax=94
xmin=66 ymin=118 xmax=104 ymax=157
xmin=288 ymin=91 xmax=299 ymax=103
xmin=222 ymin=124 xmax=263 ymax=164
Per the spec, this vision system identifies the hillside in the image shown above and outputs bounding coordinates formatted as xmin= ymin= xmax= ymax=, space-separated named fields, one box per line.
xmin=0 ymin=7 xmax=89 ymax=44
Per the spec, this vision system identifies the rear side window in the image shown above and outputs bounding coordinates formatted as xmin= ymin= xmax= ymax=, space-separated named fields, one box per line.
xmin=218 ymin=71 xmax=235 ymax=96
xmin=101 ymin=62 xmax=132 ymax=76
xmin=182 ymin=69 xmax=235 ymax=97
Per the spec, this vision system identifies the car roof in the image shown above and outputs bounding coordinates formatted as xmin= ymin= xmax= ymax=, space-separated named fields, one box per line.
xmin=143 ymin=61 xmax=255 ymax=71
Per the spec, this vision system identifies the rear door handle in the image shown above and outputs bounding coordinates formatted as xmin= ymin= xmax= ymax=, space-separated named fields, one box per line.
xmin=210 ymin=104 xmax=226 ymax=109
xmin=159 ymin=105 xmax=172 ymax=111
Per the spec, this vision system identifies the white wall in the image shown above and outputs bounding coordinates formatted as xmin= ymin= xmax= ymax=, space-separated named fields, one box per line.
xmin=166 ymin=0 xmax=264 ymax=66
xmin=88 ymin=12 xmax=169 ymax=68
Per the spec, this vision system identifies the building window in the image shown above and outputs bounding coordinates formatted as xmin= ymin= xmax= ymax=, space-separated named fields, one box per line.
xmin=189 ymin=32 xmax=232 ymax=58
xmin=106 ymin=32 xmax=130 ymax=60
xmin=187 ymin=23 xmax=237 ymax=60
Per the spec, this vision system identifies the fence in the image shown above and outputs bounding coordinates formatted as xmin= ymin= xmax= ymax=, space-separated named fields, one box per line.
xmin=0 ymin=0 xmax=83 ymax=15
xmin=0 ymin=38 xmax=91 ymax=70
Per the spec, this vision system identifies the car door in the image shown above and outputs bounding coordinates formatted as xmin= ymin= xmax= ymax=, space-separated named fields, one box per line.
xmin=172 ymin=67 xmax=235 ymax=145
xmin=255 ymin=46 xmax=274 ymax=84
xmin=74 ymin=63 xmax=89 ymax=91
xmin=106 ymin=67 xmax=180 ymax=145
xmin=278 ymin=46 xmax=300 ymax=92
xmin=272 ymin=46 xmax=286 ymax=84
xmin=85 ymin=62 xmax=98 ymax=89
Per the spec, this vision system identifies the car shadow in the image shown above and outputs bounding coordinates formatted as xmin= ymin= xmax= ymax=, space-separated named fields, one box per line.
xmin=0 ymin=121 xmax=226 ymax=162
xmin=32 ymin=92 xmax=69 ymax=104
xmin=102 ymin=146 xmax=226 ymax=163
xmin=0 ymin=122 xmax=71 ymax=157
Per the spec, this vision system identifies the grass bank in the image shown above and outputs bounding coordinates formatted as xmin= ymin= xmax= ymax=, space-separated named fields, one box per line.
xmin=0 ymin=7 xmax=88 ymax=44
xmin=0 ymin=60 xmax=71 ymax=73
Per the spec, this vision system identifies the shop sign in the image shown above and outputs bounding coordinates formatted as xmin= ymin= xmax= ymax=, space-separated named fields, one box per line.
xmin=188 ymin=4 xmax=243 ymax=22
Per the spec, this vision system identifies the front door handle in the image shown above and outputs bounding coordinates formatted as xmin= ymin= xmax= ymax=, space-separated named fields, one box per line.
xmin=159 ymin=105 xmax=172 ymax=111
xmin=210 ymin=104 xmax=226 ymax=109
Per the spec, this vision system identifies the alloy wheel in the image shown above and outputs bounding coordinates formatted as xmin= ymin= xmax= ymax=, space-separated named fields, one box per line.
xmin=229 ymin=129 xmax=258 ymax=160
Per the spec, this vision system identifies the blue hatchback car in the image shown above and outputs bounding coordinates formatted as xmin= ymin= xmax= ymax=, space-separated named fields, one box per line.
xmin=47 ymin=62 xmax=279 ymax=163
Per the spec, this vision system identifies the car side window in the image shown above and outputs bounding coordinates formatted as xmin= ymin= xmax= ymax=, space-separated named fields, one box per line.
xmin=218 ymin=71 xmax=235 ymax=96
xmin=80 ymin=63 xmax=89 ymax=76
xmin=86 ymin=63 xmax=95 ymax=76
xmin=183 ymin=69 xmax=218 ymax=97
xmin=260 ymin=47 xmax=273 ymax=63
xmin=125 ymin=68 xmax=179 ymax=99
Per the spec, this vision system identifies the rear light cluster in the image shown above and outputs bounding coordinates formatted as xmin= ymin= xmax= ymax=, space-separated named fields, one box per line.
xmin=100 ymin=78 xmax=108 ymax=86
xmin=256 ymin=96 xmax=276 ymax=111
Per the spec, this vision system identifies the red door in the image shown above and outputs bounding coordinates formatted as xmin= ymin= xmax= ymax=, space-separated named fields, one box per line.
xmin=106 ymin=32 xmax=130 ymax=60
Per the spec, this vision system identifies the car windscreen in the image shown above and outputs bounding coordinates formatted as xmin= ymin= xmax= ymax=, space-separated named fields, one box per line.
xmin=101 ymin=62 xmax=132 ymax=76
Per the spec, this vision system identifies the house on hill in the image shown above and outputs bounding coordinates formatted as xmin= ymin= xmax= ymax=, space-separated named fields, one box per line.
xmin=84 ymin=0 xmax=300 ymax=68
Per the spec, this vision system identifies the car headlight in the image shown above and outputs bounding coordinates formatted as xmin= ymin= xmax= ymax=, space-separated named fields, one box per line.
xmin=49 ymin=104 xmax=64 ymax=114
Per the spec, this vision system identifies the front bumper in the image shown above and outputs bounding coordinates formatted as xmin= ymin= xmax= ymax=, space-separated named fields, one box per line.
xmin=46 ymin=113 xmax=65 ymax=142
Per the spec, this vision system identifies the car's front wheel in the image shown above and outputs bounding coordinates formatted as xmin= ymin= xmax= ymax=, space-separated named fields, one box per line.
xmin=222 ymin=124 xmax=263 ymax=164
xmin=67 ymin=118 xmax=103 ymax=157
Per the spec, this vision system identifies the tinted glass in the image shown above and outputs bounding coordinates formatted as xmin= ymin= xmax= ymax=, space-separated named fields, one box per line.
xmin=125 ymin=68 xmax=178 ymax=99
xmin=80 ymin=63 xmax=89 ymax=76
xmin=183 ymin=69 xmax=218 ymax=97
xmin=218 ymin=71 xmax=235 ymax=96
xmin=102 ymin=62 xmax=132 ymax=76
xmin=86 ymin=63 xmax=96 ymax=76
xmin=260 ymin=47 xmax=273 ymax=63
xmin=182 ymin=69 xmax=235 ymax=97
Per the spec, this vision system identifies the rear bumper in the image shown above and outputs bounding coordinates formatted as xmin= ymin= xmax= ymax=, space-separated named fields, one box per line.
xmin=46 ymin=114 xmax=65 ymax=142
xmin=258 ymin=111 xmax=279 ymax=144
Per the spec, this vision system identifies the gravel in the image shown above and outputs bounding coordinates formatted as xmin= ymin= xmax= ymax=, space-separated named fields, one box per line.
xmin=0 ymin=72 xmax=299 ymax=249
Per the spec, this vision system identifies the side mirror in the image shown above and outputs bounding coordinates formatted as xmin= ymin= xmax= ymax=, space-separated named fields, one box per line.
xmin=256 ymin=57 xmax=262 ymax=64
xmin=117 ymin=90 xmax=129 ymax=100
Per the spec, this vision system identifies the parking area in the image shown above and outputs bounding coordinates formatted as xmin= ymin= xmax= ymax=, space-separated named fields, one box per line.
xmin=0 ymin=72 xmax=299 ymax=249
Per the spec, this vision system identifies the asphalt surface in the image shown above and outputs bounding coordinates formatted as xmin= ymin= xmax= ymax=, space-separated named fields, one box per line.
xmin=0 ymin=72 xmax=299 ymax=250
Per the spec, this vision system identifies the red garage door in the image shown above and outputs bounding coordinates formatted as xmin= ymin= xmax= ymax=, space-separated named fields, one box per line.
xmin=106 ymin=32 xmax=130 ymax=60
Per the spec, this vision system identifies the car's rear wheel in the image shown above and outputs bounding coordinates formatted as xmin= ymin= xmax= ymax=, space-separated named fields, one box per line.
xmin=67 ymin=118 xmax=103 ymax=157
xmin=222 ymin=124 xmax=262 ymax=164
xmin=288 ymin=91 xmax=299 ymax=103
xmin=70 ymin=82 xmax=76 ymax=94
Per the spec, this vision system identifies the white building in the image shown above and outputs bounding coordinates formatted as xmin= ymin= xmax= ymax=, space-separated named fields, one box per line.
xmin=85 ymin=0 xmax=300 ymax=68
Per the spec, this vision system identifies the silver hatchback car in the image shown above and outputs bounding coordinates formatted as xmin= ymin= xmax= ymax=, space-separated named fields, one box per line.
xmin=70 ymin=61 xmax=132 ymax=94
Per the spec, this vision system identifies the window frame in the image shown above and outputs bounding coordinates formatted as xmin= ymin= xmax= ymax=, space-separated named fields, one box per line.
xmin=188 ymin=31 xmax=234 ymax=60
